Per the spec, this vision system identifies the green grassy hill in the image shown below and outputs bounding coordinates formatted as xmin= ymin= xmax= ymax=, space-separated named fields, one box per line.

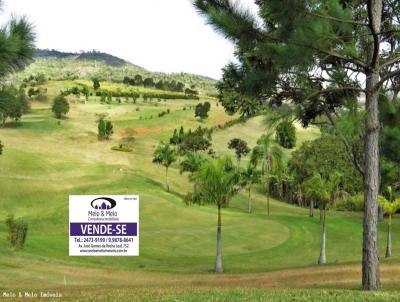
xmin=0 ymin=80 xmax=399 ymax=300
xmin=9 ymin=49 xmax=218 ymax=96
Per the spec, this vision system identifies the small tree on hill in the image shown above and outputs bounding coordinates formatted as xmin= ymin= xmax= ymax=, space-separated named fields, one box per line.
xmin=275 ymin=120 xmax=296 ymax=149
xmin=92 ymin=78 xmax=100 ymax=90
xmin=52 ymin=95 xmax=69 ymax=119
xmin=152 ymin=142 xmax=177 ymax=192
xmin=228 ymin=138 xmax=250 ymax=164
xmin=81 ymin=86 xmax=90 ymax=104
xmin=134 ymin=74 xmax=143 ymax=86
xmin=195 ymin=102 xmax=211 ymax=119
xmin=378 ymin=187 xmax=400 ymax=258
xmin=97 ymin=118 xmax=113 ymax=140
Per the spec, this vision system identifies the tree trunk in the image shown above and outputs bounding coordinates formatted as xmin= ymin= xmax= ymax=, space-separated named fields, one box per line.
xmin=378 ymin=206 xmax=384 ymax=222
xmin=362 ymin=5 xmax=382 ymax=287
xmin=215 ymin=204 xmax=223 ymax=273
xmin=266 ymin=153 xmax=271 ymax=216
xmin=248 ymin=187 xmax=252 ymax=213
xmin=165 ymin=167 xmax=169 ymax=192
xmin=385 ymin=215 xmax=392 ymax=258
xmin=318 ymin=209 xmax=326 ymax=265
xmin=309 ymin=200 xmax=314 ymax=217
xmin=319 ymin=203 xmax=323 ymax=224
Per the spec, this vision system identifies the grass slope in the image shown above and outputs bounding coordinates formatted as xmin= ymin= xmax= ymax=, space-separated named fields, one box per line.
xmin=0 ymin=80 xmax=399 ymax=300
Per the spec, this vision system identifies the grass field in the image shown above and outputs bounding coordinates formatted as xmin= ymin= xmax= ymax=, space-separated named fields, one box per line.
xmin=0 ymin=80 xmax=400 ymax=301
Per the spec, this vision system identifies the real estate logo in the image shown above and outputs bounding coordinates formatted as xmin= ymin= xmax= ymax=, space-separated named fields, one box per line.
xmin=69 ymin=195 xmax=139 ymax=256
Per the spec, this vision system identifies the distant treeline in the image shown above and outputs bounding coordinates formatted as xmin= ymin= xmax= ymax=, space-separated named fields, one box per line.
xmin=122 ymin=75 xmax=199 ymax=97
xmin=61 ymin=85 xmax=199 ymax=101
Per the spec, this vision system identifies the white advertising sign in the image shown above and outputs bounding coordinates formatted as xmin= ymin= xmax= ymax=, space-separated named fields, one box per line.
xmin=69 ymin=195 xmax=139 ymax=256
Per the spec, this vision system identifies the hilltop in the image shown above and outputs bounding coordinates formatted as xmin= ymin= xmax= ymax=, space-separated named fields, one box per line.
xmin=35 ymin=49 xmax=130 ymax=67
xmin=10 ymin=49 xmax=218 ymax=96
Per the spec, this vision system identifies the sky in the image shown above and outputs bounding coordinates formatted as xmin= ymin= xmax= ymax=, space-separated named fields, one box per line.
xmin=2 ymin=0 xmax=257 ymax=79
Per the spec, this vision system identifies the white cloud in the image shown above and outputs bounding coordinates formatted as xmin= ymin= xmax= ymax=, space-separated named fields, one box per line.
xmin=2 ymin=0 xmax=258 ymax=79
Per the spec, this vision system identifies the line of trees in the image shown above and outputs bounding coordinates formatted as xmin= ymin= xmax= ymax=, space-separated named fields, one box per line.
xmin=123 ymin=75 xmax=187 ymax=93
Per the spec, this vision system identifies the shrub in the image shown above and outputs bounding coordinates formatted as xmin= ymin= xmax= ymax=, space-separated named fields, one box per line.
xmin=334 ymin=194 xmax=364 ymax=212
xmin=275 ymin=120 xmax=296 ymax=149
xmin=5 ymin=215 xmax=28 ymax=250
xmin=98 ymin=118 xmax=113 ymax=140
xmin=52 ymin=95 xmax=69 ymax=119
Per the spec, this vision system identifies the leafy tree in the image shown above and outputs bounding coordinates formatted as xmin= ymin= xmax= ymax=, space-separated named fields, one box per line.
xmin=171 ymin=126 xmax=212 ymax=155
xmin=195 ymin=102 xmax=211 ymax=119
xmin=134 ymin=74 xmax=143 ymax=86
xmin=378 ymin=187 xmax=400 ymax=258
xmin=152 ymin=142 xmax=177 ymax=192
xmin=143 ymin=77 xmax=155 ymax=88
xmin=288 ymin=136 xmax=362 ymax=195
xmin=194 ymin=0 xmax=399 ymax=289
xmin=303 ymin=173 xmax=341 ymax=264
xmin=123 ymin=76 xmax=130 ymax=85
xmin=193 ymin=156 xmax=240 ymax=272
xmin=176 ymin=82 xmax=185 ymax=92
xmin=0 ymin=85 xmax=30 ymax=125
xmin=97 ymin=118 xmax=113 ymax=140
xmin=185 ymin=87 xmax=199 ymax=98
xmin=228 ymin=138 xmax=250 ymax=163
xmin=51 ymin=95 xmax=69 ymax=119
xmin=81 ymin=86 xmax=90 ymax=104
xmin=275 ymin=120 xmax=296 ymax=149
xmin=92 ymin=78 xmax=100 ymax=90
xmin=240 ymin=163 xmax=261 ymax=213
xmin=106 ymin=92 xmax=112 ymax=104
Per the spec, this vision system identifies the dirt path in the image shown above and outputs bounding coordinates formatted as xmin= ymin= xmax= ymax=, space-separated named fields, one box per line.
xmin=2 ymin=259 xmax=400 ymax=291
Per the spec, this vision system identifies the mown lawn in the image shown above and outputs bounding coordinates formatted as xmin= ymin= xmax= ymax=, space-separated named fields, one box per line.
xmin=0 ymin=80 xmax=399 ymax=299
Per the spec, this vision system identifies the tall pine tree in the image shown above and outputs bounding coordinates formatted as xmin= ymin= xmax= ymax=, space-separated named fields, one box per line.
xmin=194 ymin=0 xmax=399 ymax=290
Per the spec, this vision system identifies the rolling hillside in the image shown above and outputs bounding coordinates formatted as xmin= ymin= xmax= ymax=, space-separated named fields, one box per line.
xmin=8 ymin=49 xmax=218 ymax=96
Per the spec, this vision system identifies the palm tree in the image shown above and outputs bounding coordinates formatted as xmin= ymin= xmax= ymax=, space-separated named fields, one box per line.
xmin=180 ymin=151 xmax=207 ymax=204
xmin=195 ymin=156 xmax=239 ymax=273
xmin=180 ymin=151 xmax=206 ymax=178
xmin=256 ymin=134 xmax=282 ymax=216
xmin=0 ymin=2 xmax=35 ymax=79
xmin=152 ymin=142 xmax=177 ymax=192
xmin=378 ymin=187 xmax=400 ymax=258
xmin=240 ymin=163 xmax=261 ymax=213
xmin=303 ymin=173 xmax=341 ymax=264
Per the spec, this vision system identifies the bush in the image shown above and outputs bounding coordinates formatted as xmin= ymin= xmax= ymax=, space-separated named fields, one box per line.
xmin=334 ymin=194 xmax=364 ymax=212
xmin=275 ymin=120 xmax=296 ymax=149
xmin=98 ymin=118 xmax=113 ymax=140
xmin=5 ymin=215 xmax=28 ymax=250
xmin=52 ymin=95 xmax=69 ymax=119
